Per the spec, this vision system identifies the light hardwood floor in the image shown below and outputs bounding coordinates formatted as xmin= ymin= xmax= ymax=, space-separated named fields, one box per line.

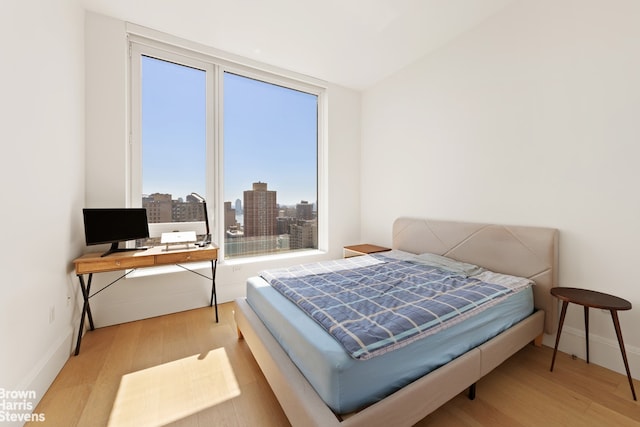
xmin=30 ymin=303 xmax=640 ymax=426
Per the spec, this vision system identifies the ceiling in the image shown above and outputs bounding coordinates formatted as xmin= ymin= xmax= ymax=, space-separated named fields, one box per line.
xmin=82 ymin=0 xmax=515 ymax=90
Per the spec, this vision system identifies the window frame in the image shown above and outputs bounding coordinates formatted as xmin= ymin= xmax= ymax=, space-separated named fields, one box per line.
xmin=128 ymin=32 xmax=327 ymax=261
xmin=129 ymin=43 xmax=215 ymax=240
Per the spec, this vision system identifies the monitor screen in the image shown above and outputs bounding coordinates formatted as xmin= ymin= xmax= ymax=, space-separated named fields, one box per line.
xmin=83 ymin=208 xmax=150 ymax=248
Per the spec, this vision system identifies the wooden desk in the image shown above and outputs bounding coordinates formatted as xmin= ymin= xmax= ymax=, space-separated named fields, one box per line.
xmin=73 ymin=245 xmax=218 ymax=355
xmin=550 ymin=287 xmax=636 ymax=400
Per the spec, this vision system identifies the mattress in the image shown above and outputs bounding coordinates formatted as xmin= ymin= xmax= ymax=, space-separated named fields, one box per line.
xmin=246 ymin=254 xmax=534 ymax=414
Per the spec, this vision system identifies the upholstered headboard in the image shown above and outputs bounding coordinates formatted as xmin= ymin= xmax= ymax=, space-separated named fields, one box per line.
xmin=392 ymin=217 xmax=559 ymax=334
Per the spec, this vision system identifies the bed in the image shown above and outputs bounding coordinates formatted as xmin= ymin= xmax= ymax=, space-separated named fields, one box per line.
xmin=234 ymin=217 xmax=559 ymax=427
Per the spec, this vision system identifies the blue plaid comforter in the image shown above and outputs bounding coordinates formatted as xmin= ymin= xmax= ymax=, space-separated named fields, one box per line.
xmin=261 ymin=252 xmax=531 ymax=360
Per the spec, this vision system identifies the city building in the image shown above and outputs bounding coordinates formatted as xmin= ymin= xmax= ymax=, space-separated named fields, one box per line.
xmin=296 ymin=200 xmax=314 ymax=220
xmin=290 ymin=219 xmax=317 ymax=249
xmin=143 ymin=193 xmax=206 ymax=223
xmin=142 ymin=193 xmax=172 ymax=223
xmin=224 ymin=201 xmax=237 ymax=232
xmin=243 ymin=182 xmax=277 ymax=238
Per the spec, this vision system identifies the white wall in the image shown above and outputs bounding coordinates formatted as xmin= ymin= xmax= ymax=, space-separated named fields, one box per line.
xmin=0 ymin=0 xmax=85 ymax=423
xmin=361 ymin=0 xmax=640 ymax=379
xmin=84 ymin=12 xmax=362 ymax=327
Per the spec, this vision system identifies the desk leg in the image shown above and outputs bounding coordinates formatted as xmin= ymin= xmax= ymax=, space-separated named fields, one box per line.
xmin=550 ymin=301 xmax=569 ymax=372
xmin=75 ymin=273 xmax=95 ymax=356
xmin=209 ymin=259 xmax=218 ymax=323
xmin=610 ymin=310 xmax=637 ymax=401
xmin=584 ymin=306 xmax=590 ymax=364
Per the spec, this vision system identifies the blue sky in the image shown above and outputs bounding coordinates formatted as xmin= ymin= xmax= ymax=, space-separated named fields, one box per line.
xmin=142 ymin=56 xmax=318 ymax=207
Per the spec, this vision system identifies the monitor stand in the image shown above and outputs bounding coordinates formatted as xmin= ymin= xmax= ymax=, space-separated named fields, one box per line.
xmin=101 ymin=242 xmax=143 ymax=257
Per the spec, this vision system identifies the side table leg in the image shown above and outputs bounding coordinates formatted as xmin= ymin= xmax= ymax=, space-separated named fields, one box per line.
xmin=610 ymin=310 xmax=637 ymax=401
xmin=584 ymin=306 xmax=590 ymax=364
xmin=551 ymin=301 xmax=569 ymax=372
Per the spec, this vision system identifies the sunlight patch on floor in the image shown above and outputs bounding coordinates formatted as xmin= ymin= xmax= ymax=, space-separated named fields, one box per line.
xmin=107 ymin=348 xmax=240 ymax=426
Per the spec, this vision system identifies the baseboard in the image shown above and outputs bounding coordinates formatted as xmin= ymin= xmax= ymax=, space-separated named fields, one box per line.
xmin=9 ymin=328 xmax=74 ymax=426
xmin=543 ymin=326 xmax=640 ymax=380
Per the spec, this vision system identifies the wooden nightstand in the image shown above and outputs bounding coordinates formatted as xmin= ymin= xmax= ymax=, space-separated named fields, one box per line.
xmin=343 ymin=244 xmax=391 ymax=258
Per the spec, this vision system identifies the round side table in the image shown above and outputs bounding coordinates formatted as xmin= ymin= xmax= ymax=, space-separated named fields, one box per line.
xmin=550 ymin=287 xmax=636 ymax=401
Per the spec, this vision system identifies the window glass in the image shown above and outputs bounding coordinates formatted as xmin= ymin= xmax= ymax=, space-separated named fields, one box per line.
xmin=140 ymin=56 xmax=208 ymax=235
xmin=223 ymin=72 xmax=318 ymax=258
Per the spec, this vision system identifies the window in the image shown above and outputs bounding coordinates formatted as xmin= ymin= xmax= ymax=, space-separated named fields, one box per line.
xmin=223 ymin=72 xmax=318 ymax=259
xmin=130 ymin=45 xmax=213 ymax=244
xmin=130 ymin=38 xmax=324 ymax=259
xmin=139 ymin=55 xmax=208 ymax=229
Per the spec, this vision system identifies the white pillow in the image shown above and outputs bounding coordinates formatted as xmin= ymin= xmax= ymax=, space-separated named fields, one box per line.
xmin=414 ymin=252 xmax=485 ymax=277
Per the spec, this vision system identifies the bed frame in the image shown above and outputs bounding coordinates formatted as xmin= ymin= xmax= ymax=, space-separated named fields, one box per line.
xmin=234 ymin=217 xmax=559 ymax=427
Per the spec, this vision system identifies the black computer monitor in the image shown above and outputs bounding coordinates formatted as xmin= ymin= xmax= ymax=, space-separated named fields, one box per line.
xmin=82 ymin=208 xmax=150 ymax=257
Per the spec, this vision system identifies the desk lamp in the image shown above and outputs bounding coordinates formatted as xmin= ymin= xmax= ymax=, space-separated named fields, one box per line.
xmin=190 ymin=192 xmax=210 ymax=246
